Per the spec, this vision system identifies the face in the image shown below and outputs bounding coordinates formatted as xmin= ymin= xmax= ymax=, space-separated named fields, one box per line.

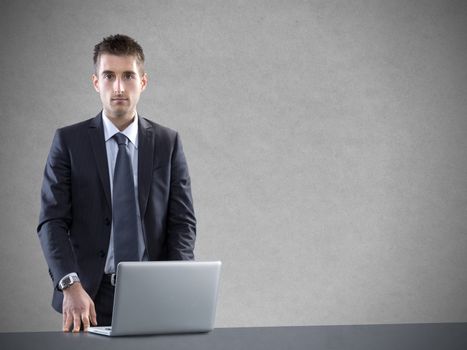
xmin=92 ymin=54 xmax=147 ymax=122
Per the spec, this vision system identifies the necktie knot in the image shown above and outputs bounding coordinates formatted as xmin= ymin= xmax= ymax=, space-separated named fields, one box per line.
xmin=113 ymin=133 xmax=128 ymax=146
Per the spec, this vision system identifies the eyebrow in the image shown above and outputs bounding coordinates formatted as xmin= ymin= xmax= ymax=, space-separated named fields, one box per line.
xmin=101 ymin=70 xmax=137 ymax=76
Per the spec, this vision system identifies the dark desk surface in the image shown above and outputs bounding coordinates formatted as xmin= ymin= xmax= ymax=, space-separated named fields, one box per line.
xmin=1 ymin=323 xmax=467 ymax=350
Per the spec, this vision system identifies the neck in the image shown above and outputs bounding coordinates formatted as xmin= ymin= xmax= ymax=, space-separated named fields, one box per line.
xmin=105 ymin=110 xmax=136 ymax=131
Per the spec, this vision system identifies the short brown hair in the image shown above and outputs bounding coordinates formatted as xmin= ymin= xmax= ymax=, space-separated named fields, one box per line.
xmin=93 ymin=34 xmax=145 ymax=73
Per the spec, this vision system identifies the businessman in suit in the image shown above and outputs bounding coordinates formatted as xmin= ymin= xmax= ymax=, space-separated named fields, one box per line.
xmin=37 ymin=34 xmax=196 ymax=332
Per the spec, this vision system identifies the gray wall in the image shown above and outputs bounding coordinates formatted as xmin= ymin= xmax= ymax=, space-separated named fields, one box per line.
xmin=1 ymin=0 xmax=466 ymax=332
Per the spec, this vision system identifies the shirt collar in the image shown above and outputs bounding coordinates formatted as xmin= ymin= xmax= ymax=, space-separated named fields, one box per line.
xmin=102 ymin=110 xmax=139 ymax=149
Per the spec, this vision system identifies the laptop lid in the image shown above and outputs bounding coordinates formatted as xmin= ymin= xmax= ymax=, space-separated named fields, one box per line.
xmin=109 ymin=261 xmax=222 ymax=336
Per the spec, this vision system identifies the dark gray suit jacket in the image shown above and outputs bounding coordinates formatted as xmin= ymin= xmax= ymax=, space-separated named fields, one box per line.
xmin=37 ymin=113 xmax=196 ymax=312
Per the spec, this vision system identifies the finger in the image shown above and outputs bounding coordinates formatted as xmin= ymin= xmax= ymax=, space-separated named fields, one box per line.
xmin=72 ymin=312 xmax=82 ymax=333
xmin=63 ymin=311 xmax=72 ymax=332
xmin=90 ymin=303 xmax=98 ymax=326
xmin=81 ymin=313 xmax=90 ymax=332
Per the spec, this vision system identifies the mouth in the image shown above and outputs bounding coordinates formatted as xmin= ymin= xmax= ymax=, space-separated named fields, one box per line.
xmin=111 ymin=98 xmax=128 ymax=103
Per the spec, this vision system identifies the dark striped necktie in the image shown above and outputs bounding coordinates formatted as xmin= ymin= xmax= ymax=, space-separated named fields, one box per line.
xmin=112 ymin=132 xmax=139 ymax=267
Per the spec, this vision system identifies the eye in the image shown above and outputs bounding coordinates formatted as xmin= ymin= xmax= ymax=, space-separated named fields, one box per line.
xmin=103 ymin=73 xmax=114 ymax=80
xmin=124 ymin=73 xmax=135 ymax=80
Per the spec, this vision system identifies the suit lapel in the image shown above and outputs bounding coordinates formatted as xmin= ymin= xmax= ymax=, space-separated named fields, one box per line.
xmin=88 ymin=113 xmax=112 ymax=211
xmin=138 ymin=116 xmax=155 ymax=218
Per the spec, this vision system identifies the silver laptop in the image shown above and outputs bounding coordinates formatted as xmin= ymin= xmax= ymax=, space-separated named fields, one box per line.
xmin=88 ymin=261 xmax=222 ymax=336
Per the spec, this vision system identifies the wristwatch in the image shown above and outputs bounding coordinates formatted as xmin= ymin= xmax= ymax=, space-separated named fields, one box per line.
xmin=59 ymin=274 xmax=80 ymax=290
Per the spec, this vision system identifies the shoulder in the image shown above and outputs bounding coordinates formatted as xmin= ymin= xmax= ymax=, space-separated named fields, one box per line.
xmin=139 ymin=116 xmax=180 ymax=141
xmin=48 ymin=115 xmax=101 ymax=152
xmin=55 ymin=116 xmax=98 ymax=137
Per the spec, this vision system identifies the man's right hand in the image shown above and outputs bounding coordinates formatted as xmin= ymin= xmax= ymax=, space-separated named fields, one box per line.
xmin=62 ymin=283 xmax=97 ymax=332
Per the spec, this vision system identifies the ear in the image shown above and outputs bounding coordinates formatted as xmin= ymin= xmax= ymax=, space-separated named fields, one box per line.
xmin=92 ymin=74 xmax=100 ymax=92
xmin=140 ymin=73 xmax=148 ymax=92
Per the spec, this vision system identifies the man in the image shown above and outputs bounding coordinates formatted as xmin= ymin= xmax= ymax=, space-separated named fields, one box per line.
xmin=37 ymin=34 xmax=196 ymax=333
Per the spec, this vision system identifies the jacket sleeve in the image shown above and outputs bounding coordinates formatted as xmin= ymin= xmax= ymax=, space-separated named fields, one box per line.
xmin=37 ymin=129 xmax=78 ymax=288
xmin=166 ymin=132 xmax=197 ymax=260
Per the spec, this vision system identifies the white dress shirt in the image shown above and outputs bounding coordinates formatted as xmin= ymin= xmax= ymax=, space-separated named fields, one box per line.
xmin=102 ymin=111 xmax=148 ymax=274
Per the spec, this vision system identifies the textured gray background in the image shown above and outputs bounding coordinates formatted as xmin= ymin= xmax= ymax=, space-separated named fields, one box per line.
xmin=1 ymin=0 xmax=466 ymax=332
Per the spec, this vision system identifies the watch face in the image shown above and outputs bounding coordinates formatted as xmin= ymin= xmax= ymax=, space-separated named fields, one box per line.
xmin=60 ymin=275 xmax=78 ymax=290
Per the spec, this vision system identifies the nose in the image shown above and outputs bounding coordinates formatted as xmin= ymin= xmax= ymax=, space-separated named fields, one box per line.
xmin=113 ymin=77 xmax=124 ymax=94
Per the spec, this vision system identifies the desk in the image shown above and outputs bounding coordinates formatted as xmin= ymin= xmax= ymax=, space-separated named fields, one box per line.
xmin=1 ymin=323 xmax=466 ymax=350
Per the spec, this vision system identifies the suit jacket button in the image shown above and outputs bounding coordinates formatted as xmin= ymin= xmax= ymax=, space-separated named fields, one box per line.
xmin=99 ymin=250 xmax=106 ymax=258
xmin=104 ymin=217 xmax=111 ymax=226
